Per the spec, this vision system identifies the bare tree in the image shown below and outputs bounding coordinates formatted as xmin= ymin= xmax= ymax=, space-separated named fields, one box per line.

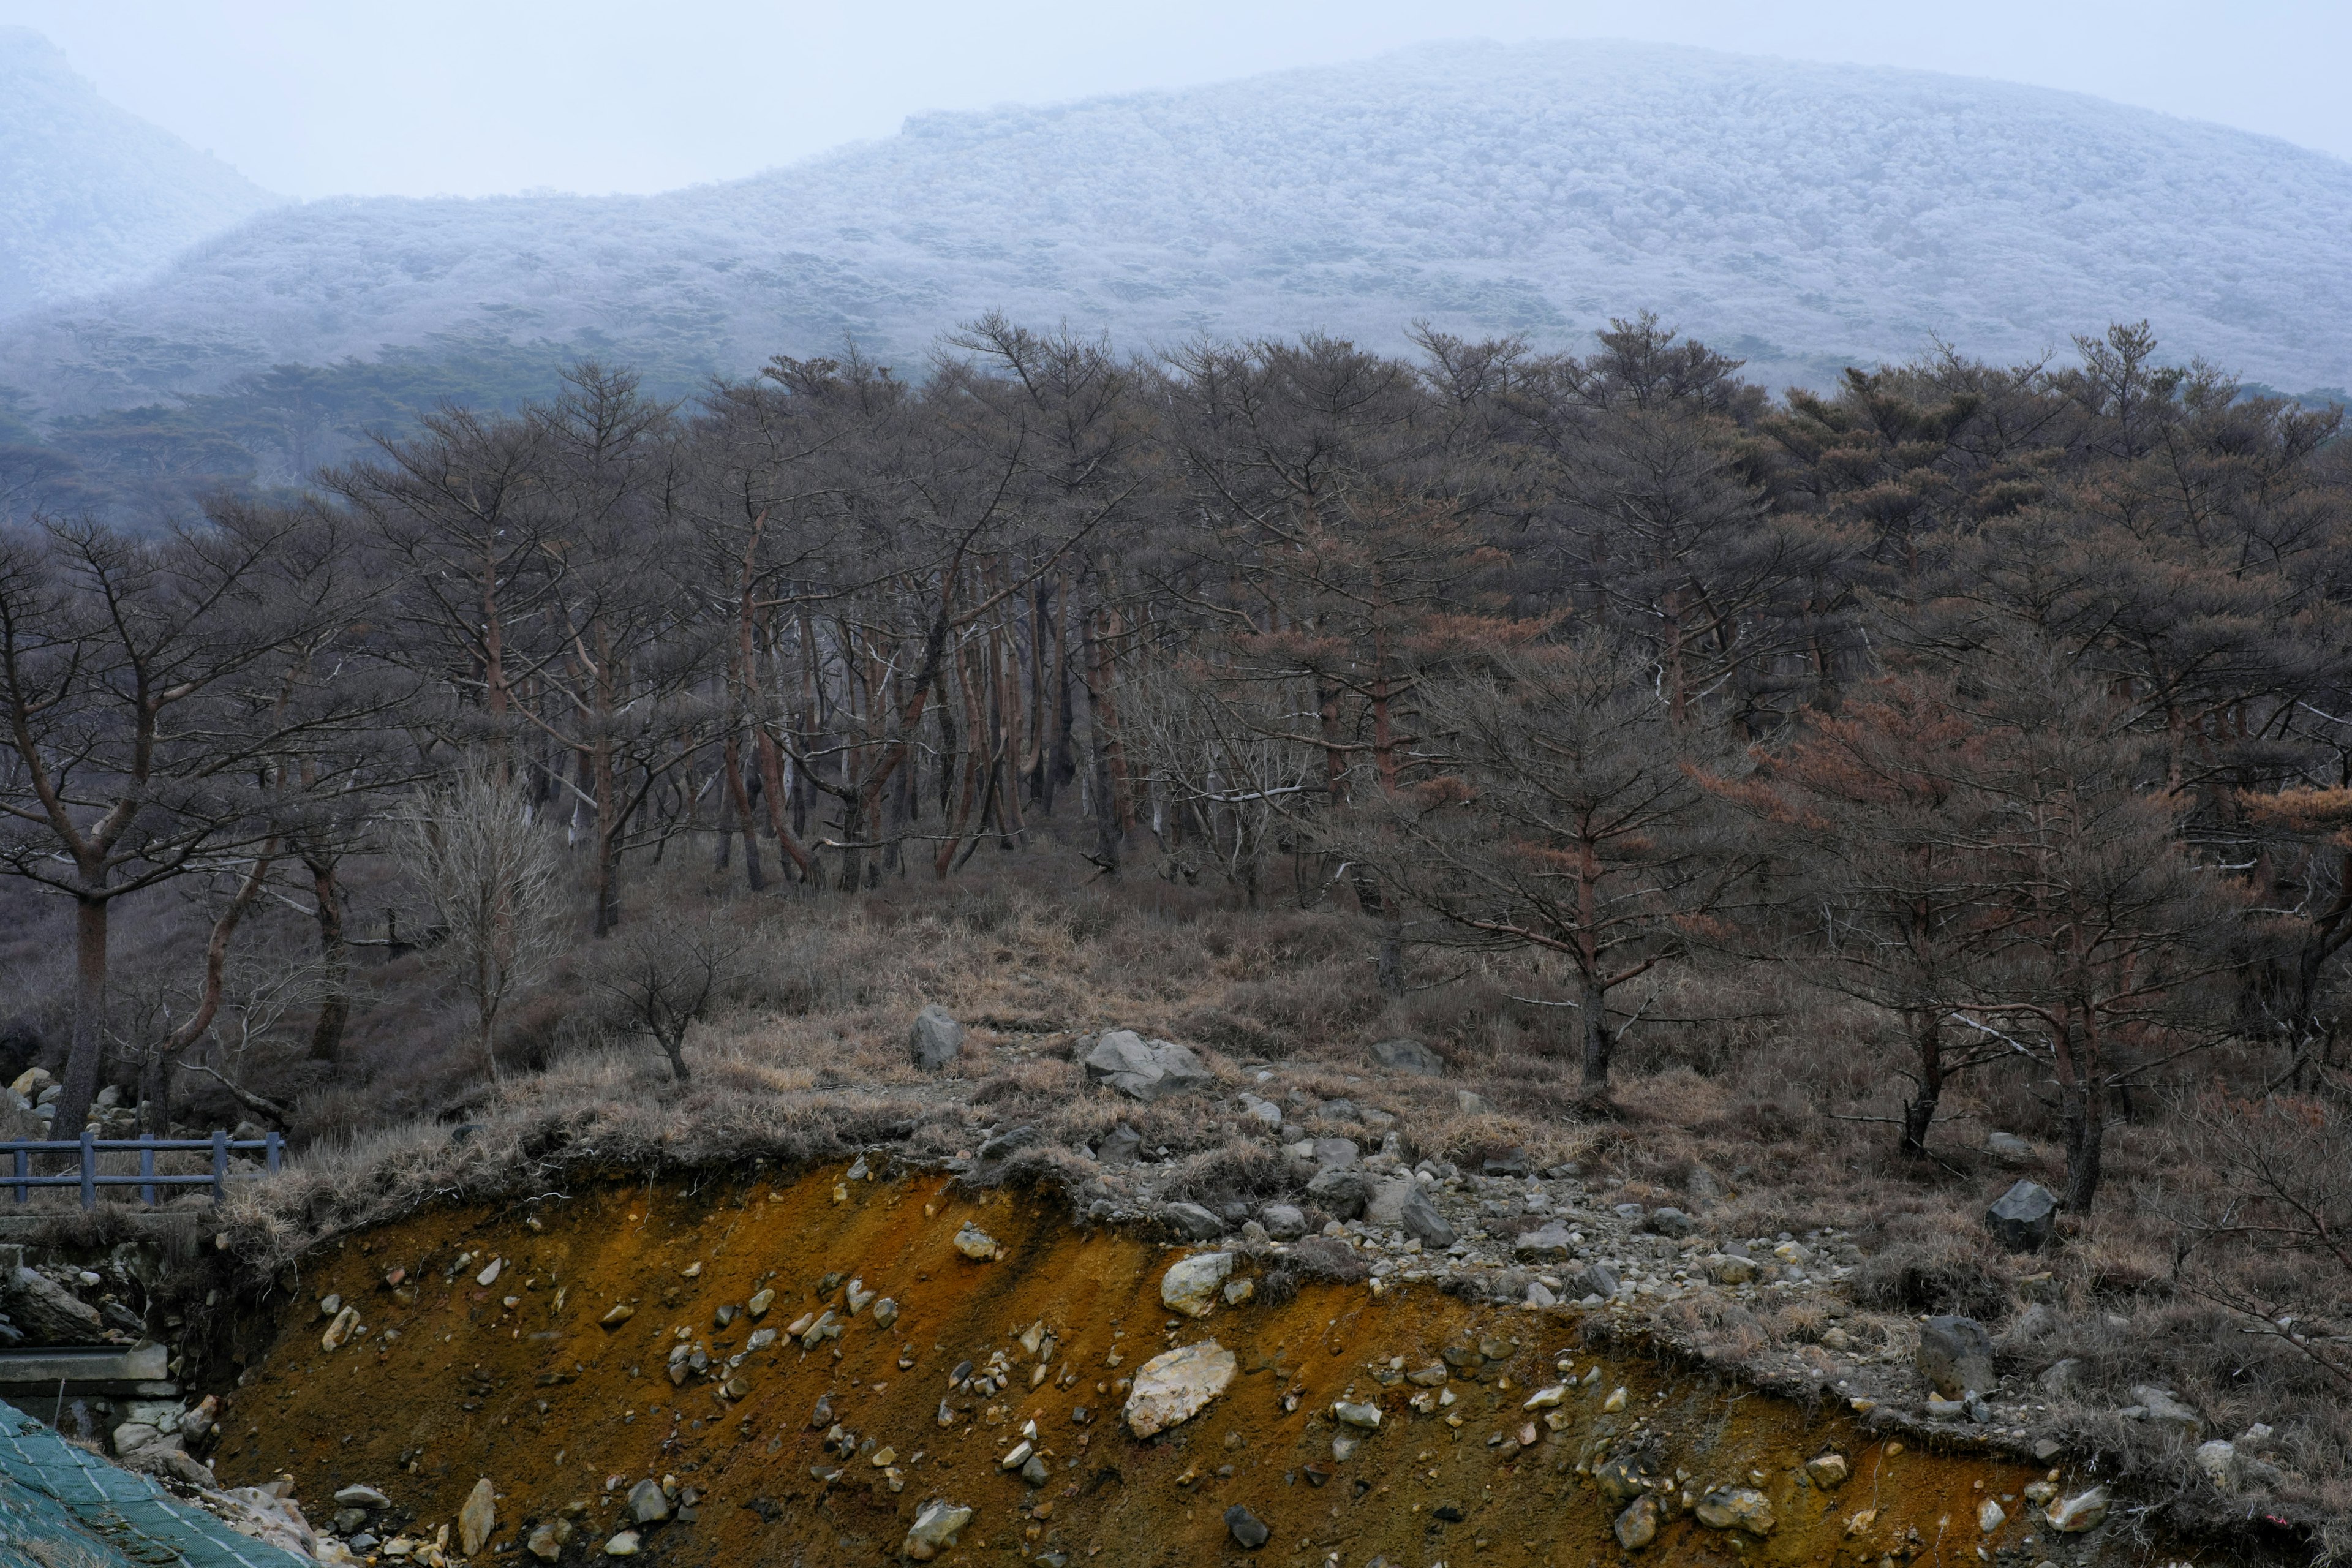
xmin=586 ymin=915 xmax=747 ymax=1082
xmin=391 ymin=763 xmax=567 ymax=1082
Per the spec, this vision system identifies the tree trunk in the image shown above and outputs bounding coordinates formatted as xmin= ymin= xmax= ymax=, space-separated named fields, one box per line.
xmin=1578 ymin=974 xmax=1611 ymax=1093
xmin=1899 ymin=1011 xmax=1945 ymax=1159
xmin=307 ymin=858 xmax=349 ymax=1063
xmin=53 ymin=895 xmax=110 ymax=1140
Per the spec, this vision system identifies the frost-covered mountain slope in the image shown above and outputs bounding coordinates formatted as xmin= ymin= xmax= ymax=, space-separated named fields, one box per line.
xmin=0 ymin=29 xmax=281 ymax=322
xmin=7 ymin=39 xmax=2351 ymax=409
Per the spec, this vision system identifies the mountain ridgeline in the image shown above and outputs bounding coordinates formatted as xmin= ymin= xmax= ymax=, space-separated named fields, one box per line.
xmin=4 ymin=40 xmax=2352 ymax=420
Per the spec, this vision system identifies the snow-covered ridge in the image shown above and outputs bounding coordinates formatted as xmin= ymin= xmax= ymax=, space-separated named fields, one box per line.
xmin=0 ymin=28 xmax=281 ymax=322
xmin=5 ymin=37 xmax=2350 ymax=409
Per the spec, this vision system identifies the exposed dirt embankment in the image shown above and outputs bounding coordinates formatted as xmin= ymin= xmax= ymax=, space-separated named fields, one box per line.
xmin=209 ymin=1167 xmax=2159 ymax=1567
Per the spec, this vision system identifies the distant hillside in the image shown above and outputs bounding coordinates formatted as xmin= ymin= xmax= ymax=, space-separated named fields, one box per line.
xmin=0 ymin=29 xmax=281 ymax=322
xmin=4 ymin=39 xmax=2351 ymax=415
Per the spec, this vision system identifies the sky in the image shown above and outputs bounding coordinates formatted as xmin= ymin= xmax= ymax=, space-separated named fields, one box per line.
xmin=4 ymin=0 xmax=2346 ymax=200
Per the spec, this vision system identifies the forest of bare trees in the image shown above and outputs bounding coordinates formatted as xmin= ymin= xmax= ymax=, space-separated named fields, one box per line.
xmin=2 ymin=313 xmax=2348 ymax=1227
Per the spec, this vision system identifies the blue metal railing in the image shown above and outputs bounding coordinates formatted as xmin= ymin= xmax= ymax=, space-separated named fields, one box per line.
xmin=1 ymin=1131 xmax=282 ymax=1207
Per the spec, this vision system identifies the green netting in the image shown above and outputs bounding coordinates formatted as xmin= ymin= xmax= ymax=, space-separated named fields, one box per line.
xmin=0 ymin=1405 xmax=309 ymax=1567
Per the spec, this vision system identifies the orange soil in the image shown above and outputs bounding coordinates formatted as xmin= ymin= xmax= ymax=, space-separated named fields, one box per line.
xmin=213 ymin=1167 xmax=2098 ymax=1566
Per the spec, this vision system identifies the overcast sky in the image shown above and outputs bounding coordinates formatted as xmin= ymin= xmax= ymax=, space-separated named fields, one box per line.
xmin=6 ymin=0 xmax=2346 ymax=199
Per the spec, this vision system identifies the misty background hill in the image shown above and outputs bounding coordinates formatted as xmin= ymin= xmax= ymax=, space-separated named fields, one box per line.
xmin=1 ymin=36 xmax=2348 ymax=511
xmin=0 ymin=28 xmax=280 ymax=322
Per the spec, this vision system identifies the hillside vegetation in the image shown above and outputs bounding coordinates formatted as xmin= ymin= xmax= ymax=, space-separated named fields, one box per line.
xmin=5 ymin=39 xmax=2351 ymax=424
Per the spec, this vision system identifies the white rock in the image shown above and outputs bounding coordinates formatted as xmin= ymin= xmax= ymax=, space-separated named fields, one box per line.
xmin=1124 ymin=1340 xmax=1237 ymax=1437
xmin=1160 ymin=1253 xmax=1235 ymax=1319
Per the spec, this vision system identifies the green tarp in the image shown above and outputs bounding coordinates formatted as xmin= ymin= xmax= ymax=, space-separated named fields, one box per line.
xmin=0 ymin=1405 xmax=308 ymax=1567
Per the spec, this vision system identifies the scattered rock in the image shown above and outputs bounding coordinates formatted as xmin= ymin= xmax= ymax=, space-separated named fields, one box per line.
xmin=603 ymin=1529 xmax=640 ymax=1555
xmin=333 ymin=1485 xmax=390 ymax=1510
xmin=1081 ymin=1031 xmax=1213 ymax=1102
xmin=1124 ymin=1340 xmax=1237 ymax=1437
xmin=910 ymin=1005 xmax=965 ymax=1070
xmin=458 ymin=1478 xmax=496 ymax=1555
xmin=1304 ymin=1167 xmax=1370 ymax=1219
xmin=1917 ymin=1315 xmax=1996 ymax=1398
xmin=2038 ymin=1358 xmax=2082 ymax=1396
xmin=1806 ymin=1452 xmax=1848 ymax=1488
xmin=320 ymin=1305 xmax=360 ymax=1352
xmin=1368 ymin=1038 xmax=1446 ymax=1077
xmin=1223 ymin=1277 xmax=1254 ymax=1306
xmin=1163 ymin=1202 xmax=1227 ymax=1242
xmin=627 ymin=1478 xmax=671 ymax=1523
xmin=1703 ymin=1253 xmax=1756 ymax=1286
xmin=1258 ymin=1204 xmax=1308 ymax=1241
xmin=1977 ymin=1498 xmax=2006 ymax=1532
xmin=527 ymin=1520 xmax=563 ymax=1560
xmin=1161 ymin=1253 xmax=1236 ymax=1318
xmin=978 ymin=1124 xmax=1039 ymax=1161
xmin=1695 ymin=1486 xmax=1776 ymax=1536
xmin=599 ymin=1303 xmax=636 ymax=1327
xmin=2195 ymin=1439 xmax=2238 ymax=1491
xmin=1224 ymin=1504 xmax=1271 ymax=1549
xmin=953 ymin=1222 xmax=1003 ymax=1261
xmin=1986 ymin=1131 xmax=2036 ymax=1167
xmin=1614 ymin=1495 xmax=1660 ymax=1550
xmin=1512 ymin=1224 xmax=1574 ymax=1262
xmin=1985 ymin=1179 xmax=2060 ymax=1253
xmin=904 ymin=1499 xmax=974 ymax=1562
xmin=1568 ymin=1262 xmax=1619 ymax=1300
xmin=1310 ymin=1137 xmax=1361 ymax=1169
xmin=2046 ymin=1486 xmax=2110 ymax=1533
xmin=871 ymin=1297 xmax=899 ymax=1330
xmin=1331 ymin=1401 xmax=1381 ymax=1430
xmin=1645 ymin=1207 xmax=1695 ymax=1238
xmin=2128 ymin=1385 xmax=2201 ymax=1441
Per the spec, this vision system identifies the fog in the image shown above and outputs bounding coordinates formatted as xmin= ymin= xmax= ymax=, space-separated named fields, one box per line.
xmin=1 ymin=0 xmax=2345 ymax=199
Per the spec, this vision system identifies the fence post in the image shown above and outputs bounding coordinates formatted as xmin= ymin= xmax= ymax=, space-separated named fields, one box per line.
xmin=78 ymin=1128 xmax=95 ymax=1210
xmin=139 ymin=1133 xmax=156 ymax=1205
xmin=265 ymin=1131 xmax=281 ymax=1174
xmin=11 ymin=1145 xmax=24 ymax=1204
xmin=210 ymin=1130 xmax=228 ymax=1205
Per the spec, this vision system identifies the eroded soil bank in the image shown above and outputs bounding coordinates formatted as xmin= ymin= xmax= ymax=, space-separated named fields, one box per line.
xmin=211 ymin=1166 xmax=2169 ymax=1567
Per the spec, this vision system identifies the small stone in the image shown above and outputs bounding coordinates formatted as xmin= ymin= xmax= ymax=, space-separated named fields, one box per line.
xmin=458 ymin=1478 xmax=496 ymax=1555
xmin=1020 ymin=1454 xmax=1048 ymax=1485
xmin=1695 ymin=1486 xmax=1776 ymax=1536
xmin=599 ymin=1303 xmax=635 ymax=1327
xmin=2046 ymin=1486 xmax=2110 ymax=1533
xmin=603 ymin=1531 xmax=639 ymax=1556
xmin=315 ymin=1303 xmax=361 ymax=1352
xmin=627 ymin=1478 xmax=671 ymax=1523
xmin=1258 ymin=1204 xmax=1308 ymax=1241
xmin=872 ymin=1297 xmax=899 ymax=1329
xmin=1512 ymin=1224 xmax=1574 ymax=1262
xmin=903 ymin=1499 xmax=974 ymax=1561
xmin=1978 ymin=1498 xmax=2006 ymax=1532
xmin=1162 ymin=1253 xmax=1236 ymax=1318
xmin=477 ymin=1257 xmax=503 ymax=1287
xmin=1000 ymin=1440 xmax=1033 ymax=1471
xmin=2128 ymin=1384 xmax=2201 ymax=1440
xmin=1331 ymin=1401 xmax=1381 ymax=1430
xmin=1615 ymin=1495 xmax=1660 ymax=1550
xmin=1645 ymin=1207 xmax=1695 ymax=1238
xmin=747 ymin=1288 xmax=774 ymax=1318
xmin=954 ymin=1222 xmax=1002 ymax=1261
xmin=1602 ymin=1387 xmax=1627 ymax=1412
xmin=1223 ymin=1278 xmax=1254 ymax=1306
xmin=845 ymin=1279 xmax=875 ymax=1314
xmin=910 ymin=1005 xmax=964 ymax=1070
xmin=2195 ymin=1439 xmax=2238 ymax=1491
xmin=1917 ymin=1315 xmax=1995 ymax=1397
xmin=334 ymin=1485 xmax=390 ymax=1510
xmin=978 ymin=1123 xmax=1040 ymax=1161
xmin=1368 ymin=1037 xmax=1446 ymax=1076
xmin=527 ymin=1521 xmax=562 ymax=1561
xmin=1095 ymin=1123 xmax=1144 ymax=1164
xmin=1805 ymin=1453 xmax=1849 ymax=1489
xmin=1224 ymin=1504 xmax=1271 ymax=1548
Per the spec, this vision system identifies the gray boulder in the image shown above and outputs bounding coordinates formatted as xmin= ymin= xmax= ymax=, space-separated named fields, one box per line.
xmin=2128 ymin=1385 xmax=2201 ymax=1441
xmin=1917 ymin=1316 xmax=1996 ymax=1398
xmin=1512 ymin=1224 xmax=1575 ymax=1261
xmin=1646 ymin=1207 xmax=1696 ymax=1238
xmin=1567 ymin=1262 xmax=1619 ymax=1300
xmin=1395 ymin=1184 xmax=1457 ymax=1248
xmin=1163 ymin=1202 xmax=1227 ymax=1242
xmin=1368 ymin=1037 xmax=1446 ymax=1076
xmin=909 ymin=1005 xmax=964 ymax=1070
xmin=1257 ymin=1204 xmax=1309 ymax=1241
xmin=1093 ymin=1123 xmax=1144 ymax=1164
xmin=978 ymin=1123 xmax=1040 ymax=1161
xmin=1985 ymin=1179 xmax=2059 ymax=1253
xmin=1310 ymin=1138 xmax=1360 ymax=1169
xmin=2 ymin=1264 xmax=104 ymax=1340
xmin=1304 ymin=1166 xmax=1370 ymax=1219
xmin=1082 ymin=1030 xmax=1213 ymax=1102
